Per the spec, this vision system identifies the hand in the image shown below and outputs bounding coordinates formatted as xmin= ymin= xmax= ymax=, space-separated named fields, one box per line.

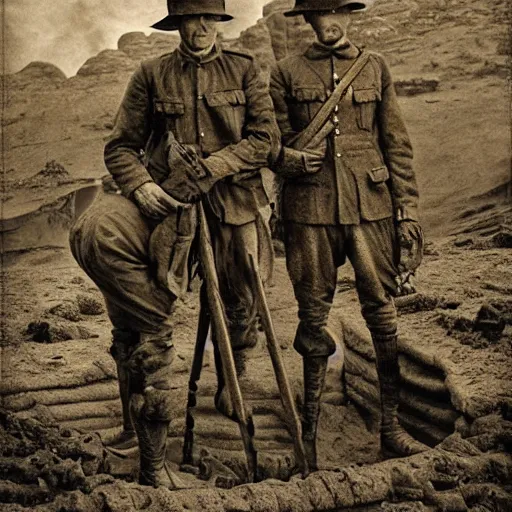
xmin=133 ymin=182 xmax=189 ymax=219
xmin=302 ymin=137 xmax=327 ymax=174
xmin=395 ymin=220 xmax=424 ymax=296
xmin=160 ymin=133 xmax=217 ymax=203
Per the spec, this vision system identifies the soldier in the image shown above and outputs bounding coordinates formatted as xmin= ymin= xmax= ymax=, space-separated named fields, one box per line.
xmin=70 ymin=0 xmax=279 ymax=488
xmin=270 ymin=0 xmax=428 ymax=470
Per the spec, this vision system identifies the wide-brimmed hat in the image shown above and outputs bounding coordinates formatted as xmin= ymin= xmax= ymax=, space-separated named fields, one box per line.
xmin=284 ymin=0 xmax=369 ymax=17
xmin=152 ymin=0 xmax=233 ymax=31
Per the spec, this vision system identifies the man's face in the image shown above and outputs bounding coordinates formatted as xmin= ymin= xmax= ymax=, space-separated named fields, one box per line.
xmin=306 ymin=9 xmax=352 ymax=46
xmin=179 ymin=15 xmax=220 ymax=51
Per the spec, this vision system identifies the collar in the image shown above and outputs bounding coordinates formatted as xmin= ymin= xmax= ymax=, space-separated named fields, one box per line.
xmin=177 ymin=41 xmax=222 ymax=66
xmin=305 ymin=40 xmax=360 ymax=60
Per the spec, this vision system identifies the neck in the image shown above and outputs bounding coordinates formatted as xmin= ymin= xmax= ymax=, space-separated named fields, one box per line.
xmin=180 ymin=39 xmax=216 ymax=61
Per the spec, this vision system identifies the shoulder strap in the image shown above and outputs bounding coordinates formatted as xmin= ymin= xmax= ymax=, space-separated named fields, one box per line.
xmin=290 ymin=50 xmax=371 ymax=150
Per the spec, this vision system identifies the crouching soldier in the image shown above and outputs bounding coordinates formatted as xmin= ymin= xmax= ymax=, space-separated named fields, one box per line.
xmin=270 ymin=0 xmax=428 ymax=470
xmin=70 ymin=0 xmax=279 ymax=488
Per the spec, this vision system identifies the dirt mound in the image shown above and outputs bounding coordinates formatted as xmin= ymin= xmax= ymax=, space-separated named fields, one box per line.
xmin=7 ymin=160 xmax=70 ymax=191
xmin=15 ymin=61 xmax=67 ymax=82
xmin=6 ymin=62 xmax=67 ymax=92
xmin=77 ymin=49 xmax=138 ymax=77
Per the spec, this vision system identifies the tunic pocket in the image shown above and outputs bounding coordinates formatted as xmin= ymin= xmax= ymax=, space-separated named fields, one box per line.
xmin=342 ymin=148 xmax=392 ymax=221
xmin=154 ymin=99 xmax=185 ymax=116
xmin=288 ymin=87 xmax=327 ymax=132
xmin=352 ymin=88 xmax=381 ymax=131
xmin=154 ymin=98 xmax=185 ymax=133
xmin=205 ymin=89 xmax=246 ymax=140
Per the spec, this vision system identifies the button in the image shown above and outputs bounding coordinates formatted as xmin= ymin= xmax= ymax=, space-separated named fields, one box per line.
xmin=335 ymin=129 xmax=340 ymax=135
xmin=200 ymin=132 xmax=205 ymax=138
xmin=197 ymin=94 xmax=204 ymax=100
xmin=336 ymin=153 xmax=342 ymax=158
xmin=333 ymin=116 xmax=339 ymax=123
xmin=334 ymin=105 xmax=339 ymax=113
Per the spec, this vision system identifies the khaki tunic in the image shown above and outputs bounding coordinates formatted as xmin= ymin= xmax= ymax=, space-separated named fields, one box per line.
xmin=270 ymin=44 xmax=419 ymax=225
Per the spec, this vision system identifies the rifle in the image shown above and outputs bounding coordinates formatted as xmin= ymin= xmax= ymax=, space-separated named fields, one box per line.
xmin=181 ymin=201 xmax=257 ymax=483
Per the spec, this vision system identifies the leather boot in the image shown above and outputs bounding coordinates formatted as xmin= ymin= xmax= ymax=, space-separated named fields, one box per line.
xmin=302 ymin=356 xmax=328 ymax=472
xmin=130 ymin=394 xmax=185 ymax=489
xmin=373 ymin=333 xmax=428 ymax=458
xmin=106 ymin=331 xmax=137 ymax=449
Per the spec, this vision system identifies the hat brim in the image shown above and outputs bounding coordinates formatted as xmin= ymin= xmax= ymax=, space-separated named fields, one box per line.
xmin=151 ymin=13 xmax=233 ymax=31
xmin=284 ymin=2 xmax=368 ymax=16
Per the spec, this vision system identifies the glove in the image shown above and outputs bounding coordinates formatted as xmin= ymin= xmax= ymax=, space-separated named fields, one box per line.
xmin=274 ymin=137 xmax=327 ymax=178
xmin=395 ymin=220 xmax=424 ymax=296
xmin=159 ymin=132 xmax=218 ymax=203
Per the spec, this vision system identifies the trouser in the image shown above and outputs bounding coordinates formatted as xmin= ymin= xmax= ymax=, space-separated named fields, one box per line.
xmin=205 ymin=202 xmax=273 ymax=351
xmin=284 ymin=218 xmax=399 ymax=357
xmin=70 ymin=192 xmax=177 ymax=335
xmin=69 ymin=191 xmax=273 ymax=348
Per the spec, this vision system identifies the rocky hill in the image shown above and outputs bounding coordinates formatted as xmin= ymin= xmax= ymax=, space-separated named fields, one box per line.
xmin=3 ymin=0 xmax=510 ymax=237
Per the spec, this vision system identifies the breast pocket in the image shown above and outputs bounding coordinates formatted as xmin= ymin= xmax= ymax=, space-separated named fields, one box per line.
xmin=287 ymin=87 xmax=327 ymax=133
xmin=205 ymin=90 xmax=247 ymax=141
xmin=352 ymin=88 xmax=381 ymax=131
xmin=153 ymin=98 xmax=185 ymax=133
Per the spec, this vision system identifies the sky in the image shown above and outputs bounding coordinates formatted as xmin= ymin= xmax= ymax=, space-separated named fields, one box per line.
xmin=4 ymin=0 xmax=273 ymax=77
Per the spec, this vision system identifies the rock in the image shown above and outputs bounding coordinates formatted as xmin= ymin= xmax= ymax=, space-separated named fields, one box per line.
xmin=473 ymin=304 xmax=506 ymax=341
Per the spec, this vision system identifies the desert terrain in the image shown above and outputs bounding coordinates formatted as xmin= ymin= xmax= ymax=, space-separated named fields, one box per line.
xmin=1 ymin=0 xmax=511 ymax=510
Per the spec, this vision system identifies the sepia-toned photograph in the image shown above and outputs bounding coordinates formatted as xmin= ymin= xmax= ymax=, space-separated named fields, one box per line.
xmin=1 ymin=0 xmax=511 ymax=509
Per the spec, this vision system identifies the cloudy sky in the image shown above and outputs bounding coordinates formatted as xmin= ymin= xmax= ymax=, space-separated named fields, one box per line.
xmin=5 ymin=0 xmax=273 ymax=77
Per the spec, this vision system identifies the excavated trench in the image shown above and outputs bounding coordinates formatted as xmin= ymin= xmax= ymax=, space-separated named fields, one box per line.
xmin=1 ymin=186 xmax=511 ymax=511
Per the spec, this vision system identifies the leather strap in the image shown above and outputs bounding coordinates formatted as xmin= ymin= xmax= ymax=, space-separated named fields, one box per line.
xmin=289 ymin=50 xmax=371 ymax=151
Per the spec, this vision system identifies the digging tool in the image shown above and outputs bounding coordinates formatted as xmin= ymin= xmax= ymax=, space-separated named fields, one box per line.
xmin=181 ymin=284 xmax=210 ymax=470
xmin=248 ymin=254 xmax=310 ymax=477
xmin=181 ymin=201 xmax=257 ymax=483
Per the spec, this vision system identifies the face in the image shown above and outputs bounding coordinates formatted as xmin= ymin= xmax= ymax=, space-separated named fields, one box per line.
xmin=179 ymin=15 xmax=220 ymax=51
xmin=306 ymin=9 xmax=352 ymax=46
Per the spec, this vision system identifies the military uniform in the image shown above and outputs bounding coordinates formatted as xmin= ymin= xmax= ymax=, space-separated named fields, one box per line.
xmin=72 ymin=42 xmax=278 ymax=341
xmin=70 ymin=26 xmax=279 ymax=486
xmin=270 ymin=41 xmax=418 ymax=356
xmin=270 ymin=11 xmax=427 ymax=465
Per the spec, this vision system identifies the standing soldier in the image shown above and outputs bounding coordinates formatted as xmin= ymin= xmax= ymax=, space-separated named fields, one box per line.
xmin=70 ymin=0 xmax=279 ymax=488
xmin=270 ymin=0 xmax=428 ymax=470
